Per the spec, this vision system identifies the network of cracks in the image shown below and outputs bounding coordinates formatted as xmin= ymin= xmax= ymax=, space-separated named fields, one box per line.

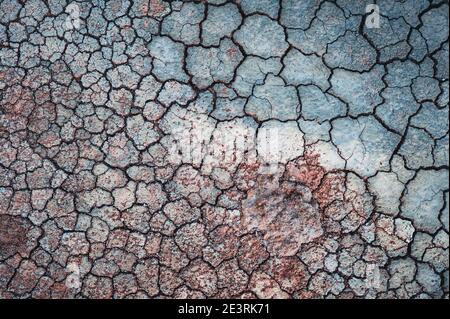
xmin=0 ymin=0 xmax=448 ymax=299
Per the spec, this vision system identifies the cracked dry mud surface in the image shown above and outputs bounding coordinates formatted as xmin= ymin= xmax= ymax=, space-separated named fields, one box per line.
xmin=0 ymin=0 xmax=449 ymax=299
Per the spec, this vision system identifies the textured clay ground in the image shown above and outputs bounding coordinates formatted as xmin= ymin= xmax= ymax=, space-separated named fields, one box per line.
xmin=0 ymin=0 xmax=449 ymax=299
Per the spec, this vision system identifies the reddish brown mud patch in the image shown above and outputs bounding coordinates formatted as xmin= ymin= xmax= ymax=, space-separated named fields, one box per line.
xmin=147 ymin=0 xmax=168 ymax=17
xmin=0 ymin=215 xmax=30 ymax=260
xmin=240 ymin=150 xmax=374 ymax=255
xmin=285 ymin=151 xmax=326 ymax=191
xmin=241 ymin=173 xmax=323 ymax=257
